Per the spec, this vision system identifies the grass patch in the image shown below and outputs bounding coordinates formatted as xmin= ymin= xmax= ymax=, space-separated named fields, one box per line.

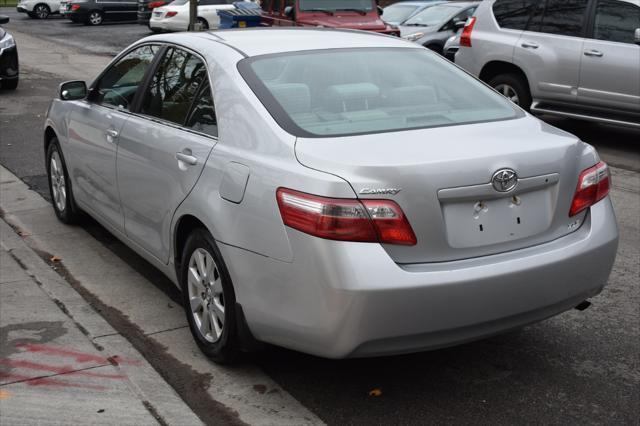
xmin=0 ymin=0 xmax=19 ymax=7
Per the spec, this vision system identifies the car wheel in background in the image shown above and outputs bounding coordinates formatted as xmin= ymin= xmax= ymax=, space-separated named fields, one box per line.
xmin=489 ymin=73 xmax=532 ymax=111
xmin=46 ymin=139 xmax=80 ymax=224
xmin=197 ymin=17 xmax=209 ymax=30
xmin=33 ymin=3 xmax=51 ymax=19
xmin=425 ymin=44 xmax=442 ymax=55
xmin=86 ymin=10 xmax=104 ymax=25
xmin=180 ymin=228 xmax=240 ymax=364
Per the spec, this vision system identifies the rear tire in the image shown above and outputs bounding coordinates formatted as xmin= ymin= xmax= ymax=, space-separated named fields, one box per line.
xmin=488 ymin=73 xmax=532 ymax=111
xmin=46 ymin=139 xmax=80 ymax=224
xmin=1 ymin=78 xmax=18 ymax=91
xmin=180 ymin=228 xmax=240 ymax=364
xmin=197 ymin=17 xmax=209 ymax=30
xmin=86 ymin=10 xmax=103 ymax=25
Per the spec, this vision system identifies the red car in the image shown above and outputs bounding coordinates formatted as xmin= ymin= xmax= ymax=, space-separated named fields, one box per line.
xmin=261 ymin=0 xmax=399 ymax=36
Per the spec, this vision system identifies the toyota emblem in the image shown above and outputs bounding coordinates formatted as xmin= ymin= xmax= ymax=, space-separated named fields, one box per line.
xmin=491 ymin=168 xmax=518 ymax=192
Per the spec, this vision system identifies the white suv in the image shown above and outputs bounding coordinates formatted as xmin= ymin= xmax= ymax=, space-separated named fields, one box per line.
xmin=16 ymin=0 xmax=61 ymax=19
xmin=455 ymin=0 xmax=640 ymax=128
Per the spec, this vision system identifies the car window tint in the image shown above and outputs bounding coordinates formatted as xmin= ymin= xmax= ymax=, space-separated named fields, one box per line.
xmin=453 ymin=7 xmax=475 ymax=24
xmin=240 ymin=48 xmax=520 ymax=137
xmin=492 ymin=0 xmax=538 ymax=30
xmin=96 ymin=44 xmax=158 ymax=110
xmin=140 ymin=47 xmax=208 ymax=126
xmin=593 ymin=0 xmax=640 ymax=44
xmin=537 ymin=0 xmax=588 ymax=37
xmin=185 ymin=81 xmax=217 ymax=137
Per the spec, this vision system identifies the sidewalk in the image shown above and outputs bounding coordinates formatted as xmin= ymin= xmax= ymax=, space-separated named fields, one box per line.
xmin=0 ymin=218 xmax=203 ymax=424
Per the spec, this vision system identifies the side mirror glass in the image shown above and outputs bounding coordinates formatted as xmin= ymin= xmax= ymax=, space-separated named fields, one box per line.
xmin=0 ymin=15 xmax=9 ymax=25
xmin=284 ymin=5 xmax=293 ymax=17
xmin=377 ymin=5 xmax=383 ymax=16
xmin=635 ymin=28 xmax=640 ymax=45
xmin=60 ymin=81 xmax=87 ymax=101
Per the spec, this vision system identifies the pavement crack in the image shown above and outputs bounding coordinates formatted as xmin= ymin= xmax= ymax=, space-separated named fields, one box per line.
xmin=144 ymin=326 xmax=189 ymax=337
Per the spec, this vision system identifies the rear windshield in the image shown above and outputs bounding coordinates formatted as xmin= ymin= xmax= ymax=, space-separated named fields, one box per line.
xmin=238 ymin=48 xmax=520 ymax=138
xmin=404 ymin=4 xmax=461 ymax=26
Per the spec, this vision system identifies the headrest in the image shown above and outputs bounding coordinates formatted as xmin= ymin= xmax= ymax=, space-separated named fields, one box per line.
xmin=268 ymin=83 xmax=311 ymax=114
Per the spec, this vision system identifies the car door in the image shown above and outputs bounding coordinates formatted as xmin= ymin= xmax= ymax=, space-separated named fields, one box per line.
xmin=514 ymin=0 xmax=589 ymax=104
xmin=116 ymin=46 xmax=217 ymax=262
xmin=578 ymin=0 xmax=640 ymax=113
xmin=66 ymin=44 xmax=160 ymax=231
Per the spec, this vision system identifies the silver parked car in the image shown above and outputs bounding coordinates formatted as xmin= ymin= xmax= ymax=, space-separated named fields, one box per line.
xmin=455 ymin=0 xmax=640 ymax=128
xmin=400 ymin=1 xmax=479 ymax=54
xmin=382 ymin=0 xmax=445 ymax=27
xmin=45 ymin=28 xmax=618 ymax=362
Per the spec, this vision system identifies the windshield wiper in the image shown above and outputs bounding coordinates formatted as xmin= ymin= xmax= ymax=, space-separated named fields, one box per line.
xmin=304 ymin=8 xmax=334 ymax=15
xmin=405 ymin=23 xmax=428 ymax=26
xmin=336 ymin=8 xmax=367 ymax=15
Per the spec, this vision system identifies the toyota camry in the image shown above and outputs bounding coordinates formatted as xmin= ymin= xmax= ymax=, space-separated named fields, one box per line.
xmin=44 ymin=28 xmax=619 ymax=362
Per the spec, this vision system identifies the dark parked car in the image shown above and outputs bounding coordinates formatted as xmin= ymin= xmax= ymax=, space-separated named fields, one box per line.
xmin=137 ymin=0 xmax=168 ymax=25
xmin=0 ymin=15 xmax=19 ymax=91
xmin=62 ymin=0 xmax=138 ymax=25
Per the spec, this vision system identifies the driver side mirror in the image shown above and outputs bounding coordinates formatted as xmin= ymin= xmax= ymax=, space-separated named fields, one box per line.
xmin=635 ymin=28 xmax=640 ymax=45
xmin=0 ymin=15 xmax=9 ymax=25
xmin=60 ymin=81 xmax=87 ymax=101
xmin=453 ymin=20 xmax=466 ymax=31
xmin=377 ymin=6 xmax=383 ymax=16
xmin=284 ymin=5 xmax=293 ymax=17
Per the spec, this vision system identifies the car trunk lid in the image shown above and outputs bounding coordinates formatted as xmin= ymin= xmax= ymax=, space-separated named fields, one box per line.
xmin=295 ymin=116 xmax=590 ymax=263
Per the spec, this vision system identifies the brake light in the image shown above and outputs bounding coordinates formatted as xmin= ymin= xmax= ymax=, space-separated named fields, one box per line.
xmin=70 ymin=4 xmax=81 ymax=11
xmin=460 ymin=16 xmax=476 ymax=47
xmin=148 ymin=1 xmax=165 ymax=9
xmin=165 ymin=11 xmax=177 ymax=17
xmin=569 ymin=161 xmax=610 ymax=217
xmin=276 ymin=188 xmax=417 ymax=246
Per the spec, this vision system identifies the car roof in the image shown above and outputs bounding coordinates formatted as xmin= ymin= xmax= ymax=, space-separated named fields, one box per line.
xmin=172 ymin=28 xmax=422 ymax=58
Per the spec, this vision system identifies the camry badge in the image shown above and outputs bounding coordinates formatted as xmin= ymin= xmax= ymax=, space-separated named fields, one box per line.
xmin=359 ymin=188 xmax=402 ymax=195
xmin=491 ymin=168 xmax=518 ymax=192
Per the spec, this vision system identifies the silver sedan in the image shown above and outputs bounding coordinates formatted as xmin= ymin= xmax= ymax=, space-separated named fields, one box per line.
xmin=44 ymin=28 xmax=619 ymax=362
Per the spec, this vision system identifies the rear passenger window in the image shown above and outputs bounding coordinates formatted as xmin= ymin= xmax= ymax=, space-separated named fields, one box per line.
xmin=140 ymin=47 xmax=207 ymax=126
xmin=593 ymin=0 xmax=640 ymax=44
xmin=492 ymin=0 xmax=538 ymax=30
xmin=537 ymin=0 xmax=588 ymax=37
xmin=185 ymin=82 xmax=218 ymax=137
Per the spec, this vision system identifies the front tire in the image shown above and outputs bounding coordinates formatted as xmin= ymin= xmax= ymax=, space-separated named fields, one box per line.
xmin=488 ymin=73 xmax=532 ymax=111
xmin=46 ymin=139 xmax=79 ymax=224
xmin=180 ymin=229 xmax=240 ymax=364
xmin=33 ymin=3 xmax=51 ymax=19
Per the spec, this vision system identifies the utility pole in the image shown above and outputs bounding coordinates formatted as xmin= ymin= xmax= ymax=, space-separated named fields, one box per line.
xmin=188 ymin=0 xmax=198 ymax=31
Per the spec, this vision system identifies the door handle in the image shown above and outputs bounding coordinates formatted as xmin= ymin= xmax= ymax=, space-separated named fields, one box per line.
xmin=176 ymin=151 xmax=198 ymax=166
xmin=521 ymin=41 xmax=539 ymax=49
xmin=584 ymin=49 xmax=603 ymax=57
xmin=105 ymin=129 xmax=118 ymax=143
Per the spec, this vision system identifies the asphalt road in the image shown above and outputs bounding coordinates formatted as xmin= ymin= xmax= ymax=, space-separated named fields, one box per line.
xmin=1 ymin=10 xmax=639 ymax=424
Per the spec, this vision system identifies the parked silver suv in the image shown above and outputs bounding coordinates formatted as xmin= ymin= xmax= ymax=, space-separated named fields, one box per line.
xmin=455 ymin=0 xmax=640 ymax=128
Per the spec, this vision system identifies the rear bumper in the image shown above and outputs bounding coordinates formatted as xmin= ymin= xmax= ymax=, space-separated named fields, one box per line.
xmin=148 ymin=18 xmax=183 ymax=31
xmin=220 ymin=199 xmax=618 ymax=358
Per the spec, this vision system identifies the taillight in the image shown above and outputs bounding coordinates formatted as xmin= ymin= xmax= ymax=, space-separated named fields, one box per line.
xmin=165 ymin=11 xmax=177 ymax=17
xmin=70 ymin=4 xmax=81 ymax=11
xmin=276 ymin=188 xmax=417 ymax=246
xmin=148 ymin=1 xmax=165 ymax=9
xmin=460 ymin=16 xmax=476 ymax=47
xmin=569 ymin=161 xmax=610 ymax=217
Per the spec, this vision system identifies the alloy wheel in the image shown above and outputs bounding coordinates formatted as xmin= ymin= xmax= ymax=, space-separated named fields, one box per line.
xmin=187 ymin=248 xmax=225 ymax=343
xmin=35 ymin=4 xmax=49 ymax=19
xmin=494 ymin=83 xmax=520 ymax=105
xmin=50 ymin=151 xmax=67 ymax=213
xmin=89 ymin=12 xmax=103 ymax=25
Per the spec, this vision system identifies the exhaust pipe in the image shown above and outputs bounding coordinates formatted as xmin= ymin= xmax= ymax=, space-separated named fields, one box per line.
xmin=575 ymin=300 xmax=592 ymax=311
